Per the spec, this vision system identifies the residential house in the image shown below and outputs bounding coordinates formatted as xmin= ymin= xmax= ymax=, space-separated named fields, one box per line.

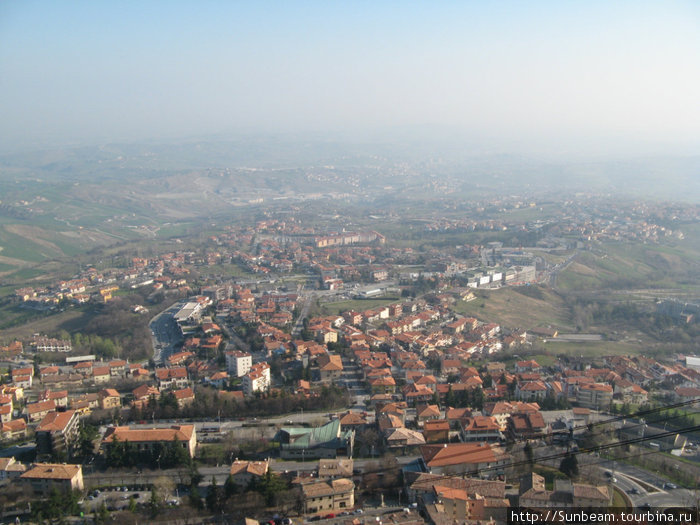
xmin=229 ymin=459 xmax=269 ymax=487
xmin=516 ymin=381 xmax=549 ymax=402
xmin=519 ymin=472 xmax=609 ymax=508
xmin=420 ymin=442 xmax=510 ymax=476
xmin=73 ymin=361 xmax=93 ymax=376
xmin=316 ymin=354 xmax=344 ymax=383
xmin=515 ymin=360 xmax=542 ymax=373
xmin=242 ymin=362 xmax=271 ymax=396
xmin=0 ymin=405 xmax=11 ymax=424
xmin=337 ymin=412 xmax=368 ymax=432
xmin=226 ymin=351 xmax=253 ymax=377
xmin=423 ymin=420 xmax=450 ymax=443
xmin=461 ymin=416 xmax=504 ymax=442
xmin=445 ymin=407 xmax=472 ymax=430
xmin=432 ymin=484 xmax=509 ymax=522
xmin=102 ymin=424 xmax=197 ymax=457
xmin=26 ymin=400 xmax=56 ymax=423
xmin=173 ymin=387 xmax=195 ymax=408
xmin=406 ymin=472 xmax=505 ymax=507
xmin=572 ymin=407 xmax=591 ymax=425
xmin=483 ymin=401 xmax=540 ymax=431
xmin=132 ymin=384 xmax=160 ymax=410
xmin=11 ymin=367 xmax=34 ymax=385
xmin=613 ymin=379 xmax=648 ymax=405
xmin=0 ymin=457 xmax=26 ymax=480
xmin=576 ymin=383 xmax=613 ymax=410
xmin=21 ymin=463 xmax=84 ymax=495
xmin=207 ymin=371 xmax=229 ymax=389
xmin=38 ymin=390 xmax=69 ymax=409
xmin=98 ymin=389 xmax=121 ymax=411
xmin=1 ymin=419 xmax=28 ymax=440
xmin=12 ymin=374 xmax=32 ymax=389
xmin=369 ymin=375 xmax=396 ymax=395
xmin=675 ymin=386 xmax=700 ymax=402
xmin=385 ymin=427 xmax=426 ymax=449
xmin=35 ymin=410 xmax=80 ymax=456
xmin=508 ymin=412 xmax=548 ymax=440
xmin=156 ymin=367 xmax=189 ymax=390
xmin=109 ymin=360 xmax=128 ymax=376
xmin=70 ymin=393 xmax=99 ymax=416
xmin=39 ymin=366 xmax=60 ymax=381
xmin=402 ymin=384 xmax=434 ymax=406
xmin=300 ymin=478 xmax=355 ymax=515
xmin=415 ymin=404 xmax=441 ymax=427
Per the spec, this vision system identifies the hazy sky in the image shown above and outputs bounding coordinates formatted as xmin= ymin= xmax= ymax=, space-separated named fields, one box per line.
xmin=1 ymin=1 xmax=699 ymax=156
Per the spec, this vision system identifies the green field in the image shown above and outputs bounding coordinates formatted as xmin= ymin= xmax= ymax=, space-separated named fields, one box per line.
xmin=539 ymin=340 xmax=642 ymax=358
xmin=528 ymin=354 xmax=558 ymax=366
xmin=321 ymin=297 xmax=400 ymax=315
xmin=198 ymin=264 xmax=257 ymax=279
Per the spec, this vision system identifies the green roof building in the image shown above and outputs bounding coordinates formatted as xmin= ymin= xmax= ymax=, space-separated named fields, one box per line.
xmin=276 ymin=419 xmax=354 ymax=460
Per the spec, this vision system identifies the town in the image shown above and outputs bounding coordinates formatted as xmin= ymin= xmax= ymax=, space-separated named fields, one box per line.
xmin=0 ymin=195 xmax=699 ymax=525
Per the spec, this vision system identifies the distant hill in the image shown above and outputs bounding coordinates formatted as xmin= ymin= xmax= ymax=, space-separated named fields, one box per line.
xmin=0 ymin=138 xmax=697 ymax=276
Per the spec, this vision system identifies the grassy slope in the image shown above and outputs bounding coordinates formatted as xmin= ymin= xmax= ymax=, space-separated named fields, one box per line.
xmin=559 ymin=234 xmax=700 ymax=293
xmin=453 ymin=286 xmax=573 ymax=331
xmin=0 ymin=306 xmax=93 ymax=341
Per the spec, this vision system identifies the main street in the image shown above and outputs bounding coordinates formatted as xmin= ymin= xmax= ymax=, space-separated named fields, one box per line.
xmin=149 ymin=303 xmax=184 ymax=364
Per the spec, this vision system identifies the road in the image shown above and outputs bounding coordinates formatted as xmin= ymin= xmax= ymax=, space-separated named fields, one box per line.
xmin=340 ymin=355 xmax=371 ymax=408
xmin=292 ymin=293 xmax=316 ymax=337
xmin=85 ymin=455 xmax=420 ymax=489
xmin=549 ymin=249 xmax=579 ymax=290
xmin=149 ymin=303 xmax=184 ymax=364
xmin=597 ymin=457 xmax=699 ymax=508
xmin=221 ymin=321 xmax=251 ymax=354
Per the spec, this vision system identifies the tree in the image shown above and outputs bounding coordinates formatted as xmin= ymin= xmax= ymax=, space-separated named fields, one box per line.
xmin=189 ymin=463 xmax=204 ymax=487
xmin=189 ymin=485 xmax=203 ymax=509
xmin=153 ymin=475 xmax=176 ymax=503
xmin=98 ymin=501 xmax=110 ymax=524
xmin=523 ymin=442 xmax=534 ymax=466
xmin=149 ymin=487 xmax=160 ymax=517
xmin=251 ymin=470 xmax=288 ymax=505
xmin=206 ymin=476 xmax=224 ymax=512
xmin=75 ymin=421 xmax=99 ymax=460
xmin=224 ymin=474 xmax=238 ymax=498
xmin=560 ymin=452 xmax=579 ymax=479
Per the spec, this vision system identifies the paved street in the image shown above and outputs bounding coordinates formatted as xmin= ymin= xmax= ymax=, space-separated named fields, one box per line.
xmin=149 ymin=303 xmax=184 ymax=364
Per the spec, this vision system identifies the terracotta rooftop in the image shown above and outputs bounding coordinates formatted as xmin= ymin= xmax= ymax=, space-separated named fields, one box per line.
xmin=37 ymin=410 xmax=77 ymax=433
xmin=173 ymin=387 xmax=195 ymax=400
xmin=21 ymin=463 xmax=81 ymax=480
xmin=301 ymin=478 xmax=354 ymax=498
xmin=230 ymin=459 xmax=268 ymax=477
xmin=155 ymin=367 xmax=187 ymax=380
xmin=103 ymin=425 xmax=194 ymax=444
xmin=27 ymin=400 xmax=56 ymax=415
xmin=421 ymin=442 xmax=501 ymax=467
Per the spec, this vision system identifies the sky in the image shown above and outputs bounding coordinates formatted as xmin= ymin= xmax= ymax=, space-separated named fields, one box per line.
xmin=1 ymin=1 xmax=699 ymax=157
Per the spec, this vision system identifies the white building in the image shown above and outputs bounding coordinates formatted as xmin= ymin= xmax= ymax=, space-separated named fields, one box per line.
xmin=242 ymin=363 xmax=271 ymax=397
xmin=226 ymin=351 xmax=252 ymax=377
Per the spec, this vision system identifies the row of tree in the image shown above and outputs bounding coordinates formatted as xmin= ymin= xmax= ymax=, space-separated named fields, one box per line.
xmin=127 ymin=384 xmax=350 ymax=422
